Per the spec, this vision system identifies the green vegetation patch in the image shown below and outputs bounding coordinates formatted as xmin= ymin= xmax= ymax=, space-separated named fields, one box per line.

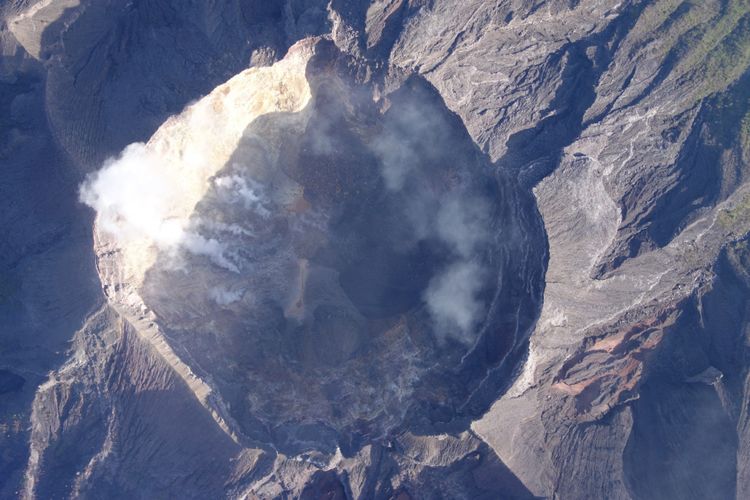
xmin=718 ymin=192 xmax=750 ymax=230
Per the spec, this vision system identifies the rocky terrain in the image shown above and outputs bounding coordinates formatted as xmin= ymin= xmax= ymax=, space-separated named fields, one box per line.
xmin=2 ymin=0 xmax=750 ymax=498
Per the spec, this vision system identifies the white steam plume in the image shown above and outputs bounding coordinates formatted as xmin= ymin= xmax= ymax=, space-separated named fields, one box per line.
xmin=79 ymin=40 xmax=314 ymax=289
xmin=79 ymin=143 xmax=237 ymax=272
xmin=425 ymin=261 xmax=485 ymax=343
xmin=369 ymin=97 xmax=494 ymax=345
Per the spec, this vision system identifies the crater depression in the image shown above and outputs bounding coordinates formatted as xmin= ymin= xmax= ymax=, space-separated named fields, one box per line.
xmin=83 ymin=40 xmax=546 ymax=454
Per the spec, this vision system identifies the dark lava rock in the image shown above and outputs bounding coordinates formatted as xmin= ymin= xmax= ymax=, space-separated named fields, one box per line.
xmin=141 ymin=41 xmax=545 ymax=454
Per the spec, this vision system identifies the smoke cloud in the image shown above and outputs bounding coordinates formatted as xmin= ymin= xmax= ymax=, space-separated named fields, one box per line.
xmin=79 ymin=143 xmax=238 ymax=272
xmin=436 ymin=195 xmax=491 ymax=258
xmin=209 ymin=286 xmax=246 ymax=305
xmin=81 ymin=75 xmax=496 ymax=343
xmin=371 ymin=100 xmax=433 ymax=191
xmin=427 ymin=195 xmax=491 ymax=344
xmin=424 ymin=198 xmax=491 ymax=345
xmin=424 ymin=261 xmax=485 ymax=342
xmin=369 ymin=94 xmax=494 ymax=345
xmin=213 ymin=174 xmax=271 ymax=218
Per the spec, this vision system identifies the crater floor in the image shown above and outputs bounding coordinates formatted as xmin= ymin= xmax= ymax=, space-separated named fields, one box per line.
xmin=136 ymin=42 xmax=546 ymax=453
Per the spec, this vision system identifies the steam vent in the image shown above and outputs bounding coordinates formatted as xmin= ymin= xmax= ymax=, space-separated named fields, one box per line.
xmin=84 ymin=39 xmax=545 ymax=454
xmin=4 ymin=1 xmax=750 ymax=499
